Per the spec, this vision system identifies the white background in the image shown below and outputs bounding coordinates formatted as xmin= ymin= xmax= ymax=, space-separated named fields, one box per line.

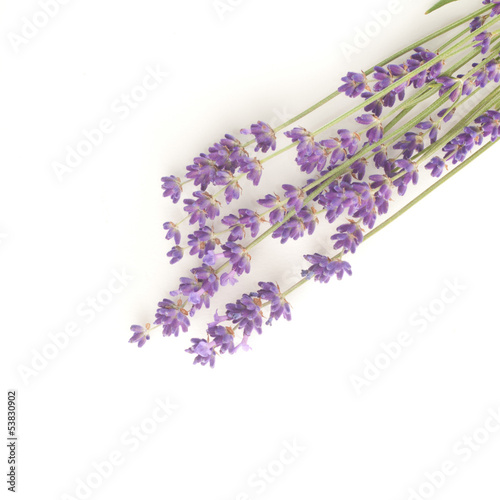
xmin=1 ymin=0 xmax=500 ymax=499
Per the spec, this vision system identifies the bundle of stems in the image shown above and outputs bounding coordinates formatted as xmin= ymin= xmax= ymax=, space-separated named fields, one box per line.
xmin=129 ymin=1 xmax=500 ymax=368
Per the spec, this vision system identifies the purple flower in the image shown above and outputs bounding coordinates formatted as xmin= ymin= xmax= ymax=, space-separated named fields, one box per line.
xmin=257 ymin=282 xmax=292 ymax=325
xmin=443 ymin=133 xmax=475 ymax=164
xmin=187 ymin=226 xmax=219 ymax=258
xmin=470 ymin=16 xmax=486 ymax=32
xmin=416 ymin=120 xmax=440 ymax=143
xmin=362 ymin=91 xmax=384 ymax=117
xmin=164 ymin=221 xmax=181 ymax=245
xmin=331 ymin=221 xmax=364 ymax=254
xmin=338 ymin=129 xmax=361 ymax=156
xmin=183 ymin=191 xmax=221 ymax=226
xmin=161 ymin=176 xmax=182 ymax=203
xmin=207 ymin=325 xmax=235 ymax=355
xmin=339 ymin=71 xmax=368 ymax=98
xmin=356 ymin=114 xmax=384 ymax=144
xmin=154 ymin=299 xmax=191 ymax=337
xmin=484 ymin=0 xmax=500 ymax=17
xmin=186 ymin=155 xmax=219 ymax=191
xmin=129 ymin=325 xmax=151 ymax=348
xmin=222 ymin=242 xmax=251 ymax=276
xmin=226 ymin=294 xmax=263 ymax=336
xmin=283 ymin=184 xmax=306 ymax=212
xmin=239 ymin=157 xmax=264 ymax=186
xmin=436 ymin=77 xmax=461 ymax=102
xmin=173 ymin=265 xmax=219 ymax=312
xmin=351 ymin=158 xmax=368 ymax=180
xmin=476 ymin=110 xmax=500 ymax=141
xmin=394 ymin=132 xmax=425 ymax=159
xmin=167 ymin=245 xmax=184 ymax=264
xmin=241 ymin=121 xmax=277 ymax=153
xmin=425 ymin=157 xmax=446 ymax=178
xmin=302 ymin=254 xmax=352 ymax=283
xmin=393 ymin=159 xmax=419 ymax=196
xmin=284 ymin=127 xmax=316 ymax=155
xmin=224 ymin=180 xmax=242 ymax=204
xmin=185 ymin=338 xmax=217 ymax=368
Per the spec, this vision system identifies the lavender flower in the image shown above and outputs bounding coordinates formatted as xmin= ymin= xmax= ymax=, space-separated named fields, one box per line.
xmin=239 ymin=157 xmax=264 ymax=186
xmin=161 ymin=176 xmax=182 ymax=203
xmin=185 ymin=338 xmax=217 ymax=368
xmin=154 ymin=299 xmax=191 ymax=337
xmin=167 ymin=245 xmax=184 ymax=264
xmin=331 ymin=221 xmax=364 ymax=254
xmin=424 ymin=157 xmax=446 ymax=177
xmin=164 ymin=221 xmax=181 ymax=245
xmin=187 ymin=226 xmax=219 ymax=258
xmin=241 ymin=121 xmax=277 ymax=153
xmin=339 ymin=71 xmax=368 ymax=98
xmin=257 ymin=282 xmax=292 ymax=325
xmin=226 ymin=294 xmax=263 ymax=336
xmin=302 ymin=254 xmax=352 ymax=283
xmin=183 ymin=191 xmax=221 ymax=226
xmin=129 ymin=325 xmax=151 ymax=348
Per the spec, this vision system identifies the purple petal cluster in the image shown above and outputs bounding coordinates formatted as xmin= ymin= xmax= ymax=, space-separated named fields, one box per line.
xmin=302 ymin=254 xmax=352 ymax=283
xmin=241 ymin=121 xmax=277 ymax=153
xmin=154 ymin=299 xmax=191 ymax=337
xmin=258 ymin=282 xmax=292 ymax=325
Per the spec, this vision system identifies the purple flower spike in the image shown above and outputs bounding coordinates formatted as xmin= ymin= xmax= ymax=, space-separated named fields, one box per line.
xmin=484 ymin=0 xmax=500 ymax=17
xmin=222 ymin=242 xmax=252 ymax=276
xmin=167 ymin=245 xmax=184 ymax=265
xmin=283 ymin=184 xmax=306 ymax=212
xmin=302 ymin=254 xmax=352 ymax=284
xmin=257 ymin=282 xmax=292 ymax=325
xmin=164 ymin=221 xmax=181 ymax=245
xmin=161 ymin=176 xmax=182 ymax=204
xmin=425 ymin=157 xmax=446 ymax=178
xmin=239 ymin=157 xmax=264 ymax=186
xmin=436 ymin=77 xmax=461 ymax=102
xmin=339 ymin=71 xmax=368 ymax=98
xmin=338 ymin=129 xmax=361 ymax=155
xmin=185 ymin=338 xmax=217 ymax=368
xmin=284 ymin=127 xmax=316 ymax=155
xmin=476 ymin=110 xmax=500 ymax=141
xmin=154 ymin=299 xmax=191 ymax=337
xmin=241 ymin=121 xmax=277 ymax=153
xmin=187 ymin=226 xmax=219 ymax=258
xmin=394 ymin=132 xmax=425 ymax=159
xmin=474 ymin=31 xmax=493 ymax=54
xmin=226 ymin=294 xmax=263 ymax=336
xmin=129 ymin=325 xmax=151 ymax=348
xmin=183 ymin=191 xmax=221 ymax=226
xmin=356 ymin=114 xmax=384 ymax=144
xmin=331 ymin=221 xmax=364 ymax=254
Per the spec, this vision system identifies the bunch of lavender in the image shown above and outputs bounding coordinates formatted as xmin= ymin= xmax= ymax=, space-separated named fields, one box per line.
xmin=129 ymin=0 xmax=500 ymax=367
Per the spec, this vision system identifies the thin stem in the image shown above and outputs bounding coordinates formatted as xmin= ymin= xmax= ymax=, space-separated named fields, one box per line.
xmin=272 ymin=140 xmax=496 ymax=304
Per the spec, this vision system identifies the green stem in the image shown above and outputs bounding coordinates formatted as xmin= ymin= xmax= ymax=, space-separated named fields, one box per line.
xmin=272 ymin=140 xmax=496 ymax=305
xmin=240 ymin=4 xmax=493 ymax=149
